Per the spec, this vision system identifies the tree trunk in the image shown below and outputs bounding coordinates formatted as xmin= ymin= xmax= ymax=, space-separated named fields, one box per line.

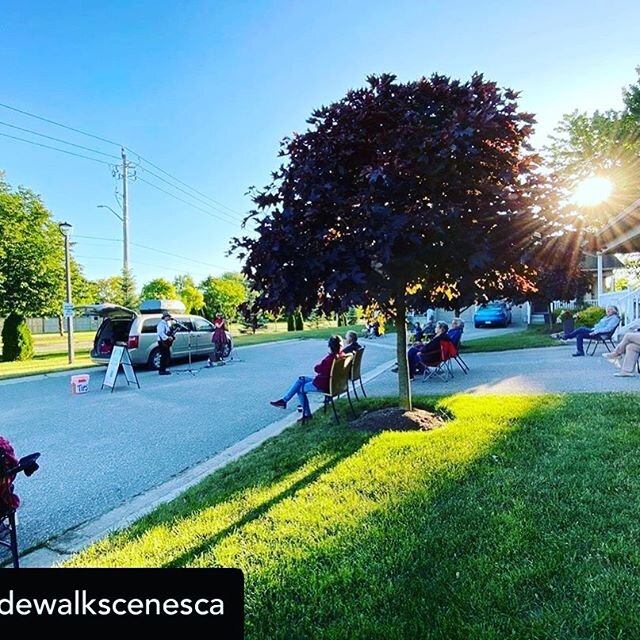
xmin=395 ymin=294 xmax=412 ymax=411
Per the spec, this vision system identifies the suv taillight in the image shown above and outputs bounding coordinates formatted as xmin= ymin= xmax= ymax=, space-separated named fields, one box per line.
xmin=128 ymin=335 xmax=139 ymax=349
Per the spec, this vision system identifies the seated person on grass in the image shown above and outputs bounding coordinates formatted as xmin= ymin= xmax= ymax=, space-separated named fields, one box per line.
xmin=552 ymin=305 xmax=620 ymax=357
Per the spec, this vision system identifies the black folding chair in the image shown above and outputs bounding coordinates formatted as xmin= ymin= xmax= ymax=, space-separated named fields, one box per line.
xmin=585 ymin=331 xmax=617 ymax=356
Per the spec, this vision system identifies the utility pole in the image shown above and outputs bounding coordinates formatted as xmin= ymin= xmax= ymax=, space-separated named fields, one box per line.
xmin=121 ymin=147 xmax=130 ymax=274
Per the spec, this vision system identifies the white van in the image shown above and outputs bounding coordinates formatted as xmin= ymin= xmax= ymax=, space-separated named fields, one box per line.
xmin=80 ymin=303 xmax=233 ymax=369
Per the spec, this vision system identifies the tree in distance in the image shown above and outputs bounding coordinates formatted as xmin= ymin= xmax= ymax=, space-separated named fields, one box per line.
xmin=0 ymin=175 xmax=65 ymax=360
xmin=139 ymin=278 xmax=178 ymax=302
xmin=232 ymin=73 xmax=577 ymax=409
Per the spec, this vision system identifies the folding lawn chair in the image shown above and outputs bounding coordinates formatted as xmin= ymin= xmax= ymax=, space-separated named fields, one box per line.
xmin=322 ymin=354 xmax=357 ymax=424
xmin=421 ymin=340 xmax=456 ymax=382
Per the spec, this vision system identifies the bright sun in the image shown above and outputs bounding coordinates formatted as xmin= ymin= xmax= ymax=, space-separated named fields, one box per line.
xmin=573 ymin=176 xmax=613 ymax=207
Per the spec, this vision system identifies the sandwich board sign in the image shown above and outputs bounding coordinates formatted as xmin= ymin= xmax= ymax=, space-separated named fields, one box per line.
xmin=101 ymin=344 xmax=141 ymax=392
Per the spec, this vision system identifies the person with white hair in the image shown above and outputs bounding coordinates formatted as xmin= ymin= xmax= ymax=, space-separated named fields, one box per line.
xmin=552 ymin=306 xmax=620 ymax=357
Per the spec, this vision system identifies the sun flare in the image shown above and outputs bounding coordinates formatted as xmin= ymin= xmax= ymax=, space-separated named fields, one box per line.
xmin=573 ymin=176 xmax=613 ymax=207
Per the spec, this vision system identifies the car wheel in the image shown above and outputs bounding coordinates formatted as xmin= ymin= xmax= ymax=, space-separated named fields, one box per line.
xmin=148 ymin=347 xmax=162 ymax=370
xmin=475 ymin=323 xmax=481 ymax=329
xmin=222 ymin=341 xmax=232 ymax=358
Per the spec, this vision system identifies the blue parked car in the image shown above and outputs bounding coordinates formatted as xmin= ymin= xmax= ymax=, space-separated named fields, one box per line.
xmin=474 ymin=302 xmax=512 ymax=328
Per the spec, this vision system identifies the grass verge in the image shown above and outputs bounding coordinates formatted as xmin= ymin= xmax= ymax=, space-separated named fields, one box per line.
xmin=65 ymin=393 xmax=640 ymax=639
xmin=462 ymin=326 xmax=557 ymax=353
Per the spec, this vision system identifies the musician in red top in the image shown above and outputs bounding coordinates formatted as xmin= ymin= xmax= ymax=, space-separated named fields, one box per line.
xmin=207 ymin=312 xmax=228 ymax=367
xmin=270 ymin=335 xmax=342 ymax=422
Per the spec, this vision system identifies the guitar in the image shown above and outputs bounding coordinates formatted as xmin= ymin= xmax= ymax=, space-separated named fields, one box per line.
xmin=160 ymin=323 xmax=180 ymax=347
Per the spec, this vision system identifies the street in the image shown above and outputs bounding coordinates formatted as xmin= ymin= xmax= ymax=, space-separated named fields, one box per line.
xmin=1 ymin=337 xmax=396 ymax=552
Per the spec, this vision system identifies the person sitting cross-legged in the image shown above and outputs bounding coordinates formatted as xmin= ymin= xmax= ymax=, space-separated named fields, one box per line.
xmin=602 ymin=331 xmax=640 ymax=377
xmin=553 ymin=305 xmax=620 ymax=357
xmin=269 ymin=335 xmax=342 ymax=422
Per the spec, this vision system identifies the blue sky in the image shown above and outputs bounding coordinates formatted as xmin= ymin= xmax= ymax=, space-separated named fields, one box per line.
xmin=1 ymin=0 xmax=639 ymax=288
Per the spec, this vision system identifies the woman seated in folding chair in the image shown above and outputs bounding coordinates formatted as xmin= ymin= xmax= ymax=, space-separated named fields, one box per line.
xmin=269 ymin=335 xmax=343 ymax=422
xmin=416 ymin=321 xmax=451 ymax=373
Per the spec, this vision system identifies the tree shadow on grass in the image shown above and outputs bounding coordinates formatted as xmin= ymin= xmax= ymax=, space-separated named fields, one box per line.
xmin=232 ymin=392 xmax=640 ymax=640
xmin=70 ymin=398 xmax=417 ymax=562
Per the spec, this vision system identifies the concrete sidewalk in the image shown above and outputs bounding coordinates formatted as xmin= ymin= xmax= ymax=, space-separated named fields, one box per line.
xmin=367 ymin=343 xmax=640 ymax=396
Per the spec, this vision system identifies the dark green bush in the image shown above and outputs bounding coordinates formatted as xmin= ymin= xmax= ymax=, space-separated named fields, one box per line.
xmin=1 ymin=312 xmax=34 ymax=361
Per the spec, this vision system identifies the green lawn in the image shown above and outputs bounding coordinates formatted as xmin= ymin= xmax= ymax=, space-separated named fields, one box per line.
xmin=463 ymin=326 xmax=557 ymax=353
xmin=233 ymin=323 xmax=368 ymax=347
xmin=65 ymin=393 xmax=640 ymax=639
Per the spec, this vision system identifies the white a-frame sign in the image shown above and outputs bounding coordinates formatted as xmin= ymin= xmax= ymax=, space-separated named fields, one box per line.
xmin=101 ymin=344 xmax=141 ymax=392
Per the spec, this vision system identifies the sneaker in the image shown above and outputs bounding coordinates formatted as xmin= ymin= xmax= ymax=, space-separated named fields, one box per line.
xmin=571 ymin=352 xmax=584 ymax=357
xmin=602 ymin=352 xmax=618 ymax=360
xmin=614 ymin=372 xmax=635 ymax=377
xmin=270 ymin=399 xmax=287 ymax=409
xmin=391 ymin=366 xmax=399 ymax=373
xmin=205 ymin=362 xmax=213 ymax=368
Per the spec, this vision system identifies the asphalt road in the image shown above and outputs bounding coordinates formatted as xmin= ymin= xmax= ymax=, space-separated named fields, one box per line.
xmin=1 ymin=337 xmax=397 ymax=552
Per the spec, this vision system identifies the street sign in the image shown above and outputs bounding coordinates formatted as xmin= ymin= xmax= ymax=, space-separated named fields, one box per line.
xmin=63 ymin=302 xmax=75 ymax=318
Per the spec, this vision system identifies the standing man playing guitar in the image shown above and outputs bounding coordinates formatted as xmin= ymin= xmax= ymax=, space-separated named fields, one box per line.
xmin=157 ymin=311 xmax=175 ymax=375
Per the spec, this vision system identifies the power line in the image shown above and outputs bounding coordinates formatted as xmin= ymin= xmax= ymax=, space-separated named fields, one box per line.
xmin=137 ymin=176 xmax=241 ymax=227
xmin=74 ymin=254 xmax=215 ymax=279
xmin=137 ymin=165 xmax=240 ymax=224
xmin=0 ymin=120 xmax=121 ymax=160
xmin=0 ymin=101 xmax=243 ymax=222
xmin=75 ymin=234 xmax=230 ymax=269
xmin=128 ymin=147 xmax=244 ymax=217
xmin=0 ymin=101 xmax=121 ymax=147
xmin=0 ymin=132 xmax=113 ymax=166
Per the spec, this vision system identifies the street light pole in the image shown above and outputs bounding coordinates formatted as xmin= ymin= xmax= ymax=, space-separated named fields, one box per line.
xmin=59 ymin=222 xmax=74 ymax=364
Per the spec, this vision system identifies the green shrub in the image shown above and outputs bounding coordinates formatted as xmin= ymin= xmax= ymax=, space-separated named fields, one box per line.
xmin=575 ymin=306 xmax=605 ymax=327
xmin=1 ymin=312 xmax=34 ymax=361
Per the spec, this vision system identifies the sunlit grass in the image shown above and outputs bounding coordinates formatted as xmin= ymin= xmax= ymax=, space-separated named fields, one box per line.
xmin=0 ymin=351 xmax=95 ymax=379
xmin=60 ymin=394 xmax=640 ymax=637
xmin=463 ymin=326 xmax=558 ymax=353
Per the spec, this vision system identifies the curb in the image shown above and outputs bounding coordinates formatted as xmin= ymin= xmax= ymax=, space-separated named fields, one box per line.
xmin=16 ymin=356 xmax=396 ymax=568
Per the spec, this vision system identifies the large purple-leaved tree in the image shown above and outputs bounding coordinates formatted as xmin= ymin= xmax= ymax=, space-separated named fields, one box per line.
xmin=232 ymin=73 xmax=561 ymax=409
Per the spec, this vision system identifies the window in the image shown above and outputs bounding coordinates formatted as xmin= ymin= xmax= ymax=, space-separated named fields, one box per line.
xmin=193 ymin=317 xmax=213 ymax=332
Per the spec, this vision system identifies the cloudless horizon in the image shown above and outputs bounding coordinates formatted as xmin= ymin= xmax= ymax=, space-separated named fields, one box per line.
xmin=2 ymin=0 xmax=639 ymax=290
